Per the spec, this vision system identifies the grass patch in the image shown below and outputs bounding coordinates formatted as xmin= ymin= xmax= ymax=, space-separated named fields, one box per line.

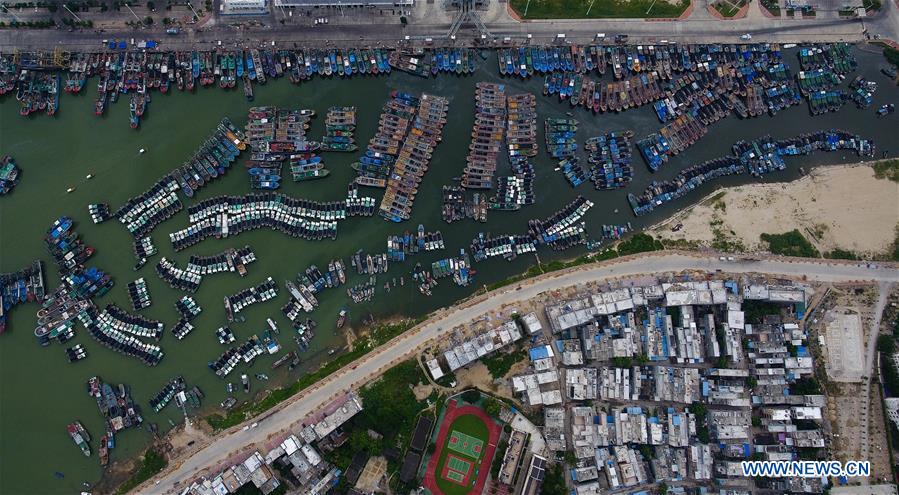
xmin=760 ymin=230 xmax=820 ymax=258
xmin=872 ymin=160 xmax=899 ymax=182
xmin=863 ymin=0 xmax=881 ymax=10
xmin=485 ymin=248 xmax=618 ymax=292
xmin=713 ymin=0 xmax=744 ymax=17
xmin=824 ymin=248 xmax=860 ymax=260
xmin=481 ymin=348 xmax=527 ymax=380
xmin=710 ymin=217 xmax=746 ymax=252
xmin=205 ymin=319 xmax=421 ymax=432
xmin=884 ymin=46 xmax=899 ymax=69
xmin=509 ymin=0 xmax=690 ymax=19
xmin=891 ymin=226 xmax=899 ymax=262
xmin=761 ymin=0 xmax=780 ymax=15
xmin=742 ymin=300 xmax=784 ymax=325
xmin=114 ymin=448 xmax=167 ymax=495
xmin=617 ymin=233 xmax=664 ymax=256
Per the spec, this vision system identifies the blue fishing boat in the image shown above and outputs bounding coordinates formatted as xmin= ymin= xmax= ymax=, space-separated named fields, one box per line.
xmin=191 ymin=51 xmax=200 ymax=80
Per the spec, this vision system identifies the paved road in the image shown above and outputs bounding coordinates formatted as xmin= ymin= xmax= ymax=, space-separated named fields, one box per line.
xmin=1 ymin=1 xmax=896 ymax=50
xmin=859 ymin=281 xmax=894 ymax=477
xmin=137 ymin=252 xmax=899 ymax=495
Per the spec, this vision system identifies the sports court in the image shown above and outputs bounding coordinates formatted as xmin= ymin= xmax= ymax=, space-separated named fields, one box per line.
xmin=423 ymin=399 xmax=502 ymax=495
xmin=441 ymin=454 xmax=473 ymax=486
xmin=447 ymin=430 xmax=484 ymax=459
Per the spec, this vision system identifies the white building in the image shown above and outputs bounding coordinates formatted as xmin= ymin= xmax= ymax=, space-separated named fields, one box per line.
xmin=220 ymin=0 xmax=269 ymax=15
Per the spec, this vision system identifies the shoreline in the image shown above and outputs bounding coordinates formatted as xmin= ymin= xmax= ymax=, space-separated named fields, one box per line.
xmin=648 ymin=160 xmax=899 ymax=258
xmin=133 ymin=252 xmax=899 ymax=494
xmin=114 ymin=161 xmax=899 ymax=493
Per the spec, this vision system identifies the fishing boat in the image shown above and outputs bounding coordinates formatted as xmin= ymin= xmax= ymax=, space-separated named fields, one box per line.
xmin=67 ymin=421 xmax=91 ymax=457
xmin=336 ymin=308 xmax=347 ymax=329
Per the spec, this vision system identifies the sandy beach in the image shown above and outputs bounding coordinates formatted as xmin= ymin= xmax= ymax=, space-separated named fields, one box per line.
xmin=651 ymin=163 xmax=899 ymax=257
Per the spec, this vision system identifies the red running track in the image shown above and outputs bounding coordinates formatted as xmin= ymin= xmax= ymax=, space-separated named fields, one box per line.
xmin=423 ymin=399 xmax=502 ymax=495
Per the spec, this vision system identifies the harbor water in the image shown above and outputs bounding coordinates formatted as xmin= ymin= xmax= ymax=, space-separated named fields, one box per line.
xmin=0 ymin=47 xmax=897 ymax=494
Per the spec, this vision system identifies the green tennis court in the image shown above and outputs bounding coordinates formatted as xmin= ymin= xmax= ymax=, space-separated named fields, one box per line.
xmin=447 ymin=455 xmax=472 ymax=473
xmin=445 ymin=469 xmax=466 ymax=483
xmin=447 ymin=430 xmax=484 ymax=459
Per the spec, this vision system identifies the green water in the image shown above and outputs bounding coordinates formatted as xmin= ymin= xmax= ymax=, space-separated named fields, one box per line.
xmin=1 ymin=48 xmax=896 ymax=494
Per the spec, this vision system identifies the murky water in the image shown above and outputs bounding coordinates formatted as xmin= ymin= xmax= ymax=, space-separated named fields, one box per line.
xmin=0 ymin=47 xmax=896 ymax=494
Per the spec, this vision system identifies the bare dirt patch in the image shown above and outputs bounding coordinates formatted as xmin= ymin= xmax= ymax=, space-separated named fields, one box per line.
xmin=652 ymin=164 xmax=899 ymax=257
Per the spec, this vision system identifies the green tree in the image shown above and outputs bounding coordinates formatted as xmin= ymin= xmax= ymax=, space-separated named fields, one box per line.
xmin=144 ymin=15 xmax=153 ymax=24
xmin=878 ymin=334 xmax=896 ymax=354
xmin=484 ymin=397 xmax=502 ymax=418
xmin=461 ymin=389 xmax=481 ymax=404
xmin=540 ymin=463 xmax=567 ymax=495
xmin=611 ymin=356 xmax=633 ymax=368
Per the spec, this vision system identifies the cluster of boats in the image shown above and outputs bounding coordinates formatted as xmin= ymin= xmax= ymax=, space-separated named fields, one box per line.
xmin=172 ymin=318 xmax=195 ymax=341
xmin=209 ymin=335 xmax=265 ymax=378
xmin=637 ymin=112 xmax=708 ymax=171
xmin=66 ymin=343 xmax=88 ymax=363
xmin=175 ymin=296 xmax=203 ymax=321
xmin=352 ymin=250 xmax=389 ymax=275
xmin=224 ymin=277 xmax=278 ymax=322
xmin=528 ymin=196 xmax=593 ymax=250
xmin=469 ymin=196 xmax=594 ymax=262
xmin=149 ymin=376 xmax=186 ymax=413
xmin=378 ymin=93 xmax=450 ymax=223
xmin=114 ymin=176 xmax=182 ymax=239
xmin=849 ymin=76 xmax=878 ymax=109
xmin=470 ymin=232 xmax=537 ymax=262
xmin=33 ymin=278 xmax=97 ymax=347
xmin=353 ymin=90 xmax=417 ymax=188
xmin=88 ymin=203 xmax=112 ymax=224
xmin=16 ymin=71 xmax=58 ymax=117
xmin=410 ymin=262 xmax=439 ymax=297
xmin=0 ymin=155 xmax=19 ymax=195
xmin=169 ymin=192 xmax=374 ymax=251
xmin=441 ymin=186 xmax=488 ymax=223
xmin=100 ymin=304 xmax=164 ymax=340
xmin=586 ymin=131 xmax=634 ymax=190
xmin=388 ymin=47 xmax=481 ymax=78
xmin=797 ymin=43 xmax=857 ymax=74
xmin=807 ymin=89 xmax=846 ymax=116
xmin=545 ymin=118 xmax=588 ymax=187
xmin=216 ymin=326 xmax=236 ymax=345
xmin=387 ymin=224 xmax=445 ymax=262
xmin=462 ymin=82 xmax=506 ymax=190
xmin=174 ymin=118 xmax=246 ymax=198
xmin=78 ymin=304 xmax=164 ymax=366
xmin=347 ymin=280 xmax=377 ymax=304
xmin=543 ymin=70 xmax=664 ymax=114
xmin=0 ymin=261 xmax=45 ymax=334
xmin=155 ymin=246 xmax=256 ymax=293
xmin=87 ymin=375 xmax=143 ymax=466
xmin=126 ymin=277 xmax=152 ymax=310
xmin=45 ymin=216 xmax=96 ymax=273
xmin=320 ymin=106 xmax=358 ymax=153
xmin=282 ymin=282 xmax=319 ymax=347
xmin=300 ymin=261 xmax=347 ymax=294
xmin=499 ymin=43 xmax=801 ymax=80
xmin=628 ymin=130 xmax=876 ymax=216
xmin=431 ymin=250 xmax=475 ymax=288
xmin=489 ymin=93 xmax=538 ymax=211
xmin=245 ymin=107 xmax=318 ymax=190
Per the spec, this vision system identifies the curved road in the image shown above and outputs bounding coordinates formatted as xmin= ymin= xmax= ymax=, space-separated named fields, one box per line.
xmin=138 ymin=252 xmax=899 ymax=494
